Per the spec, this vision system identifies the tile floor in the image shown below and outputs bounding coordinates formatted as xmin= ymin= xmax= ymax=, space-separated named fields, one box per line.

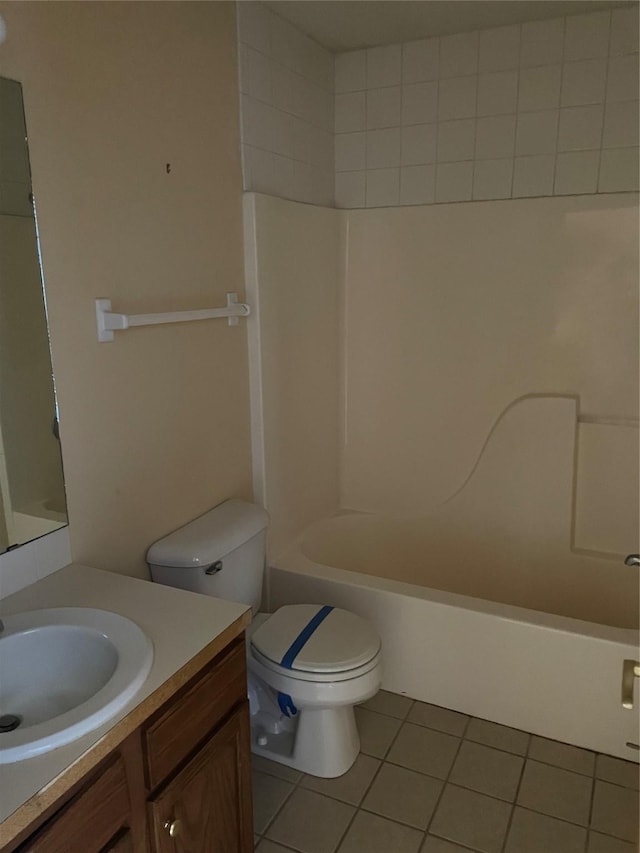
xmin=252 ymin=691 xmax=639 ymax=853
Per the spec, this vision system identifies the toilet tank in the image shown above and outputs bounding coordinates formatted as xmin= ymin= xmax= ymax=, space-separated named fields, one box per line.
xmin=146 ymin=499 xmax=269 ymax=613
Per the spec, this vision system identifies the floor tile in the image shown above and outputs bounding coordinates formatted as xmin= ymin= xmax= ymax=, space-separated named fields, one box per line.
xmin=337 ymin=810 xmax=424 ymax=853
xmin=362 ymin=761 xmax=443 ymax=830
xmin=429 ymin=784 xmax=511 ymax=853
xmin=587 ymin=830 xmax=638 ymax=853
xmin=407 ymin=702 xmax=469 ymax=736
xmin=387 ymin=722 xmax=460 ymax=778
xmin=595 ymin=754 xmax=640 ymax=790
xmin=449 ymin=740 xmax=523 ymax=801
xmin=517 ymin=759 xmax=592 ymax=825
xmin=465 ymin=718 xmax=529 ymax=755
xmin=301 ymin=753 xmax=380 ymax=805
xmin=421 ymin=837 xmax=477 ymax=853
xmin=355 ymin=707 xmax=402 ymax=758
xmin=266 ymin=789 xmax=355 ymax=853
xmin=504 ymin=806 xmax=587 ymax=853
xmin=252 ymin=771 xmax=294 ymax=835
xmin=529 ymin=735 xmax=595 ymax=776
xmin=256 ymin=841 xmax=299 ymax=853
xmin=362 ymin=689 xmax=414 ymax=719
xmin=590 ymin=780 xmax=640 ymax=844
xmin=253 ymin=754 xmax=303 ymax=783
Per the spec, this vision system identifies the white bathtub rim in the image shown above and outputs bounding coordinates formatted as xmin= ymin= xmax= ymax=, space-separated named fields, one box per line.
xmin=273 ymin=543 xmax=639 ymax=648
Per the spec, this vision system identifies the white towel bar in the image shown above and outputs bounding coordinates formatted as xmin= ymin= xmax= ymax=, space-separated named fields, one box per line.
xmin=95 ymin=293 xmax=250 ymax=342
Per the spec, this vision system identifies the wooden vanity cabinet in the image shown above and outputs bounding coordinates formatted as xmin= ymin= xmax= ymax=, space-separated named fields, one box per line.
xmin=10 ymin=635 xmax=253 ymax=853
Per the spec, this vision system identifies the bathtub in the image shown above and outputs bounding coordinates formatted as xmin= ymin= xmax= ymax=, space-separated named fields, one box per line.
xmin=269 ymin=514 xmax=640 ymax=762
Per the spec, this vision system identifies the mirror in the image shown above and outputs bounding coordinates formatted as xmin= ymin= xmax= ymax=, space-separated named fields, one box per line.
xmin=0 ymin=76 xmax=68 ymax=552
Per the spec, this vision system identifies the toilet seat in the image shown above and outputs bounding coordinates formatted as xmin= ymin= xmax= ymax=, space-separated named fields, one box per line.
xmin=250 ymin=604 xmax=381 ymax=679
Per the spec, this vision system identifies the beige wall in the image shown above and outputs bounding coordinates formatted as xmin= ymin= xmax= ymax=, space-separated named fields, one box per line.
xmin=245 ymin=194 xmax=342 ymax=557
xmin=0 ymin=2 xmax=252 ymax=578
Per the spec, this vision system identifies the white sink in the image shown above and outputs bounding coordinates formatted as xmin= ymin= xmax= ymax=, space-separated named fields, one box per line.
xmin=0 ymin=608 xmax=153 ymax=764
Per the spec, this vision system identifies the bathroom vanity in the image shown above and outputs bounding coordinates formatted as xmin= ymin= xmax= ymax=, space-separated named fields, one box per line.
xmin=0 ymin=565 xmax=254 ymax=853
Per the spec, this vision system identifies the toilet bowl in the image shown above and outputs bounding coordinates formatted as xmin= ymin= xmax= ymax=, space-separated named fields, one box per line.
xmin=146 ymin=499 xmax=383 ymax=777
xmin=246 ymin=606 xmax=382 ymax=777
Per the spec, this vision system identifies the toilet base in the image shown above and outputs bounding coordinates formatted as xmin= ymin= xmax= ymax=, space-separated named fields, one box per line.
xmin=250 ymin=703 xmax=360 ymax=778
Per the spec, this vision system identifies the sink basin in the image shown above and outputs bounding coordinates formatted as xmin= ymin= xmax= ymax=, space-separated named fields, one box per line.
xmin=0 ymin=607 xmax=153 ymax=763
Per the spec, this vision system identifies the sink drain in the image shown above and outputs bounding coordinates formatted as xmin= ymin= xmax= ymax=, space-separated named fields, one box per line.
xmin=0 ymin=714 xmax=21 ymax=733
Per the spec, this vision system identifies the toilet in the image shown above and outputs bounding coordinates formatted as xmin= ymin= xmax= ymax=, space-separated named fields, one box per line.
xmin=146 ymin=499 xmax=382 ymax=778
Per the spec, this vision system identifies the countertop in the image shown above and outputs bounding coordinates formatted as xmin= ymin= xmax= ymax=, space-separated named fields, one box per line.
xmin=0 ymin=563 xmax=251 ymax=847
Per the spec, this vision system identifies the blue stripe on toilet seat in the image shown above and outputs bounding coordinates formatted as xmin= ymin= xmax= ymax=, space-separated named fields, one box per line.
xmin=280 ymin=605 xmax=334 ymax=670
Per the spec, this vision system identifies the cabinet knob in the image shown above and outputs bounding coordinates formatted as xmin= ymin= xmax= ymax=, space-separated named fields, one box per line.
xmin=164 ymin=818 xmax=183 ymax=838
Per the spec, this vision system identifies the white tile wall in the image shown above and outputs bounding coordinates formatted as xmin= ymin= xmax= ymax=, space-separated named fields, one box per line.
xmin=236 ymin=3 xmax=639 ymax=209
xmin=333 ymin=5 xmax=639 ymax=208
xmin=237 ymin=1 xmax=334 ymax=206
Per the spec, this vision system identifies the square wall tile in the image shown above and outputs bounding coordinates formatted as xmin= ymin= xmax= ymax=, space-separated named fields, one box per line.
xmin=591 ymin=780 xmax=640 ymax=843
xmin=366 ymin=87 xmax=401 ymax=129
xmin=558 ymin=105 xmax=604 ymax=151
xmin=437 ymin=118 xmax=475 ymax=162
xmin=335 ymin=51 xmax=366 ymax=93
xmin=241 ymin=46 xmax=272 ymax=104
xmin=564 ymin=11 xmax=611 ymax=61
xmin=440 ymin=31 xmax=479 ymax=78
xmin=429 ymin=785 xmax=511 ymax=853
xmin=505 ymin=807 xmax=587 ymax=853
xmin=335 ymin=132 xmax=366 ymax=172
xmin=406 ymin=702 xmax=469 ymax=736
xmin=515 ymin=109 xmax=558 ymax=155
xmin=242 ymin=145 xmax=276 ymax=194
xmin=520 ymin=18 xmax=565 ymax=68
xmin=403 ymin=38 xmax=440 ymax=83
xmin=435 ymin=161 xmax=474 ymax=202
xmin=606 ymin=55 xmax=640 ymax=103
xmin=475 ymin=115 xmax=516 ymax=159
xmin=610 ymin=6 xmax=640 ymax=56
xmin=561 ymin=59 xmax=607 ymax=107
xmin=338 ymin=811 xmax=423 ymax=853
xmin=335 ymin=171 xmax=366 ymax=208
xmin=366 ymin=128 xmax=401 ymax=169
xmin=603 ymin=101 xmax=639 ymax=148
xmin=237 ymin=1 xmax=272 ymax=55
xmin=401 ymin=123 xmax=437 ymax=165
xmin=479 ymin=25 xmax=520 ymax=73
xmin=400 ymin=164 xmax=436 ymax=205
xmin=477 ymin=70 xmax=518 ymax=117
xmin=335 ymin=92 xmax=366 ymax=133
xmin=402 ymin=81 xmax=438 ymax=125
xmin=518 ymin=65 xmax=562 ymax=112
xmin=517 ymin=760 xmax=592 ymax=825
xmin=366 ymin=167 xmax=400 ymax=207
xmin=554 ymin=150 xmax=599 ymax=194
xmin=402 ymin=81 xmax=439 ymax=126
xmin=438 ymin=75 xmax=477 ymax=120
xmin=473 ymin=158 xmax=513 ymax=200
xmin=362 ymin=762 xmax=442 ymax=829
xmin=367 ymin=44 xmax=402 ymax=88
xmin=512 ymin=154 xmax=555 ymax=197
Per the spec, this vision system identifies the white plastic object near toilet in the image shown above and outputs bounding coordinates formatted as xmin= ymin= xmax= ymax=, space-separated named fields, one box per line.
xmin=146 ymin=499 xmax=382 ymax=777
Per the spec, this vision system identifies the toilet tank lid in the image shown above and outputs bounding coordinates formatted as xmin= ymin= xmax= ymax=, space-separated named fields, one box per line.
xmin=146 ymin=499 xmax=269 ymax=568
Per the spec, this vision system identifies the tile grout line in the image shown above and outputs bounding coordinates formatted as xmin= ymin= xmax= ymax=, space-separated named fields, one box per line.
xmin=498 ymin=729 xmax=532 ymax=853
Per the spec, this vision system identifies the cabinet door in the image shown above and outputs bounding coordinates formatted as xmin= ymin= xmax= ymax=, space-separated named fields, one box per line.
xmin=148 ymin=703 xmax=253 ymax=853
xmin=101 ymin=830 xmax=134 ymax=853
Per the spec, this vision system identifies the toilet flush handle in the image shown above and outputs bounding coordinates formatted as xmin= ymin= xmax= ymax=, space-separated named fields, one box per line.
xmin=205 ymin=561 xmax=223 ymax=575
